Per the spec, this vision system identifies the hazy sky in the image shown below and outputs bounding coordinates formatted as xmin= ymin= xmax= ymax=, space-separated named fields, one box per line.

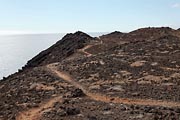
xmin=0 ymin=0 xmax=180 ymax=34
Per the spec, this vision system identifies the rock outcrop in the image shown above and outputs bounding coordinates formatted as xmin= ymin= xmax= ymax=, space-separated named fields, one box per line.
xmin=26 ymin=31 xmax=94 ymax=67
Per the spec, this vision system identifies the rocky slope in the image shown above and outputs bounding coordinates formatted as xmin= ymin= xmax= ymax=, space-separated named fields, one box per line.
xmin=26 ymin=31 xmax=94 ymax=67
xmin=0 ymin=27 xmax=180 ymax=120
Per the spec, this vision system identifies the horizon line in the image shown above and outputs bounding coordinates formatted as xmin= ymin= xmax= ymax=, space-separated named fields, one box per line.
xmin=0 ymin=31 xmax=109 ymax=36
xmin=0 ymin=26 xmax=179 ymax=36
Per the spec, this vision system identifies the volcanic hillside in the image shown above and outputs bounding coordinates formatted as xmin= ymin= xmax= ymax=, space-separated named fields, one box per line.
xmin=0 ymin=27 xmax=180 ymax=120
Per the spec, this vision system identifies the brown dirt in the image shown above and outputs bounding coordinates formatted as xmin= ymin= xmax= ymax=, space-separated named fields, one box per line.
xmin=130 ymin=60 xmax=146 ymax=67
xmin=29 ymin=83 xmax=55 ymax=91
xmin=16 ymin=96 xmax=62 ymax=120
xmin=47 ymin=63 xmax=180 ymax=108
xmin=78 ymin=45 xmax=93 ymax=57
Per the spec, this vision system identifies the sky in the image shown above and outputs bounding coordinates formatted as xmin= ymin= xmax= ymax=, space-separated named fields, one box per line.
xmin=0 ymin=0 xmax=180 ymax=35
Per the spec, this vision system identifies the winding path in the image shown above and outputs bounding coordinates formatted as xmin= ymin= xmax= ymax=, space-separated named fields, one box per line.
xmin=78 ymin=40 xmax=104 ymax=57
xmin=47 ymin=63 xmax=180 ymax=108
xmin=16 ymin=63 xmax=180 ymax=120
xmin=16 ymin=96 xmax=62 ymax=120
xmin=78 ymin=45 xmax=93 ymax=57
xmin=15 ymin=37 xmax=180 ymax=120
xmin=16 ymin=43 xmax=97 ymax=120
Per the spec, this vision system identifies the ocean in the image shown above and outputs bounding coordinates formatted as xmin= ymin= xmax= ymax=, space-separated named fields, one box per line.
xmin=0 ymin=33 xmax=104 ymax=79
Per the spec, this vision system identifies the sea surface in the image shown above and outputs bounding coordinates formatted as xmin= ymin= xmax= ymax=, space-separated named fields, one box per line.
xmin=0 ymin=33 xmax=104 ymax=79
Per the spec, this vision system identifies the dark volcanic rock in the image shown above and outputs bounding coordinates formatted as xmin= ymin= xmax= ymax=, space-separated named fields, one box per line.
xmin=128 ymin=27 xmax=175 ymax=41
xmin=130 ymin=27 xmax=174 ymax=35
xmin=87 ymin=115 xmax=97 ymax=120
xmin=100 ymin=31 xmax=125 ymax=43
xmin=26 ymin=31 xmax=94 ymax=67
xmin=65 ymin=107 xmax=80 ymax=115
xmin=100 ymin=31 xmax=124 ymax=38
xmin=70 ymin=88 xmax=85 ymax=98
xmin=59 ymin=34 xmax=180 ymax=102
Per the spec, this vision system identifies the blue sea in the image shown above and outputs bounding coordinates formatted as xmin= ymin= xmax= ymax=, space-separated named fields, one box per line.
xmin=0 ymin=33 xmax=104 ymax=79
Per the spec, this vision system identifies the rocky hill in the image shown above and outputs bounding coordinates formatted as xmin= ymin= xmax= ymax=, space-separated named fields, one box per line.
xmin=0 ymin=27 xmax=180 ymax=120
xmin=26 ymin=31 xmax=94 ymax=67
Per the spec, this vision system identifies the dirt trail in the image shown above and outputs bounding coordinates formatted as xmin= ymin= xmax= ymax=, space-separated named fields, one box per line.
xmin=16 ymin=63 xmax=180 ymax=120
xmin=78 ymin=45 xmax=93 ymax=57
xmin=16 ymin=97 xmax=62 ymax=120
xmin=78 ymin=39 xmax=104 ymax=57
xmin=47 ymin=63 xmax=180 ymax=108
